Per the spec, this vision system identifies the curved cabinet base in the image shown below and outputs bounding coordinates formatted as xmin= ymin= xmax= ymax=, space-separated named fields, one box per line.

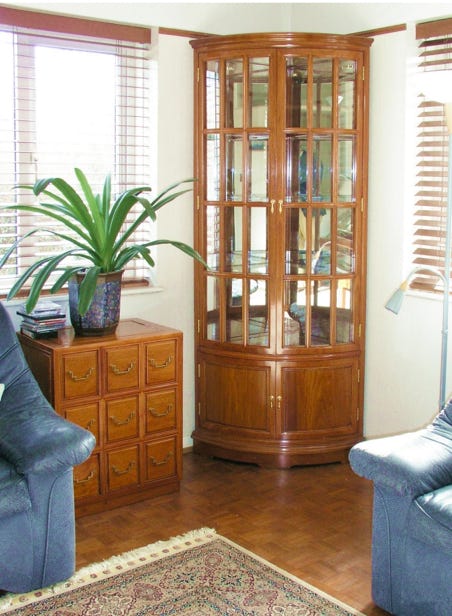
xmin=192 ymin=430 xmax=358 ymax=469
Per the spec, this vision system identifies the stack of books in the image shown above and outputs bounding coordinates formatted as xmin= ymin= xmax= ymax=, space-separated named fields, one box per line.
xmin=17 ymin=300 xmax=67 ymax=339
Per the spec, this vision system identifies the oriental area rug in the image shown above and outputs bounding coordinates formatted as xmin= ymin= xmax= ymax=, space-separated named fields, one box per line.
xmin=0 ymin=528 xmax=364 ymax=615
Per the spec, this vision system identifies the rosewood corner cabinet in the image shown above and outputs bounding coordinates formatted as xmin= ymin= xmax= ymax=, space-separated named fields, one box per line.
xmin=19 ymin=319 xmax=183 ymax=515
xmin=190 ymin=33 xmax=372 ymax=468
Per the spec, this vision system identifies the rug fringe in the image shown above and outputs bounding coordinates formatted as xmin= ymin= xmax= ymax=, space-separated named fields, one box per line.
xmin=0 ymin=528 xmax=216 ymax=613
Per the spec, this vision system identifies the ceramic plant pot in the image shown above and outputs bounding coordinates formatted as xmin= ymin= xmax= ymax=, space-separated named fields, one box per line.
xmin=68 ymin=270 xmax=123 ymax=336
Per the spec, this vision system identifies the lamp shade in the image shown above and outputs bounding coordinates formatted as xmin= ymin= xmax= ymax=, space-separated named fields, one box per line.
xmin=418 ymin=70 xmax=452 ymax=104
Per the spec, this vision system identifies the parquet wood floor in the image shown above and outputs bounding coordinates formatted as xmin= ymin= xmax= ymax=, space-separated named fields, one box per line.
xmin=75 ymin=452 xmax=389 ymax=615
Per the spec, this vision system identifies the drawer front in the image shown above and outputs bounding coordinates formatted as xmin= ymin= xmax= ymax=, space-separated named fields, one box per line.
xmin=105 ymin=345 xmax=140 ymax=393
xmin=62 ymin=351 xmax=98 ymax=400
xmin=146 ymin=341 xmax=176 ymax=386
xmin=107 ymin=446 xmax=139 ymax=491
xmin=145 ymin=437 xmax=176 ymax=482
xmin=74 ymin=454 xmax=101 ymax=499
xmin=66 ymin=403 xmax=100 ymax=444
xmin=146 ymin=389 xmax=177 ymax=434
xmin=105 ymin=396 xmax=139 ymax=442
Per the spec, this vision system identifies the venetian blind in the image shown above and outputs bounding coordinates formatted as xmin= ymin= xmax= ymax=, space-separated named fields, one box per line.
xmin=0 ymin=6 xmax=153 ymax=297
xmin=412 ymin=18 xmax=452 ymax=292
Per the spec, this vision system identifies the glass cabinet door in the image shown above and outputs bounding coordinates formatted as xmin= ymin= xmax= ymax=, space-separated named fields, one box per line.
xmin=282 ymin=54 xmax=358 ymax=350
xmin=204 ymin=53 xmax=271 ymax=348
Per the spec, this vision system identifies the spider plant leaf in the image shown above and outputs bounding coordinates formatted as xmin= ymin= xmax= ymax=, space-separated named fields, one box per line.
xmin=51 ymin=267 xmax=85 ymax=293
xmin=77 ymin=265 xmax=102 ymax=316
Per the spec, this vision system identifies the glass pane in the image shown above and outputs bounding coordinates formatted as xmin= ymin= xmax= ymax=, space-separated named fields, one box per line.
xmin=249 ymin=279 xmax=268 ymax=345
xmin=226 ymin=135 xmax=243 ymax=201
xmin=206 ymin=134 xmax=220 ymax=201
xmin=338 ymin=136 xmax=355 ymax=202
xmin=285 ymin=280 xmax=307 ymax=347
xmin=337 ymin=279 xmax=353 ymax=343
xmin=206 ymin=276 xmax=220 ymax=341
xmin=311 ymin=280 xmax=331 ymax=346
xmin=286 ymin=135 xmax=308 ymax=203
xmin=337 ymin=208 xmax=354 ymax=273
xmin=286 ymin=57 xmax=308 ymax=128
xmin=312 ymin=58 xmax=333 ymax=128
xmin=250 ymin=57 xmax=269 ymax=127
xmin=248 ymin=135 xmax=268 ymax=202
xmin=226 ymin=278 xmax=243 ymax=344
xmin=249 ymin=207 xmax=268 ymax=274
xmin=313 ymin=135 xmax=332 ymax=201
xmin=285 ymin=208 xmax=307 ymax=274
xmin=224 ymin=207 xmax=242 ymax=273
xmin=206 ymin=60 xmax=220 ymax=129
xmin=312 ymin=208 xmax=331 ymax=274
xmin=226 ymin=59 xmax=243 ymax=128
xmin=339 ymin=59 xmax=357 ymax=129
xmin=206 ymin=205 xmax=220 ymax=270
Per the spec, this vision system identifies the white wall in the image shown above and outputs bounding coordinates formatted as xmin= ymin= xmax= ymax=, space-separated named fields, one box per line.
xmin=5 ymin=2 xmax=452 ymax=445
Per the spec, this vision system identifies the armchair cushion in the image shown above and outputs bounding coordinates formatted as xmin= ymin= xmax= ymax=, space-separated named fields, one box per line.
xmin=409 ymin=485 xmax=452 ymax=553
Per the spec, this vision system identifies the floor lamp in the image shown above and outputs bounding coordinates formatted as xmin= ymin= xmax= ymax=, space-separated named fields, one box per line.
xmin=385 ymin=70 xmax=452 ymax=411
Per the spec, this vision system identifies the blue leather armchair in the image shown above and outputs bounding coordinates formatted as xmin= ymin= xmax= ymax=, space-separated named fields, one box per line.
xmin=0 ymin=302 xmax=95 ymax=593
xmin=349 ymin=403 xmax=452 ymax=615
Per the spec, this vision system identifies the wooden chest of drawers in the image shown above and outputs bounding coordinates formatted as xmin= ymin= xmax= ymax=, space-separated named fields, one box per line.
xmin=19 ymin=318 xmax=183 ymax=516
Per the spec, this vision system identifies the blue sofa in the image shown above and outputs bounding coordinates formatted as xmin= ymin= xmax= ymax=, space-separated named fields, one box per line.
xmin=0 ymin=302 xmax=96 ymax=593
xmin=349 ymin=403 xmax=452 ymax=615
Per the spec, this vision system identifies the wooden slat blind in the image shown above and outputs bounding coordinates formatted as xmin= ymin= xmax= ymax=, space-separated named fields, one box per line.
xmin=411 ymin=20 xmax=452 ymax=292
xmin=0 ymin=7 xmax=153 ymax=297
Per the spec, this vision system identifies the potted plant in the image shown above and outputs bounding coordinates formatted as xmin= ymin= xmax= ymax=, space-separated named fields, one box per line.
xmin=0 ymin=168 xmax=204 ymax=335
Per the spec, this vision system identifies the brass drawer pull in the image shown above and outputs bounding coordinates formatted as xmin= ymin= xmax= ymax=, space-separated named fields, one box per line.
xmin=109 ymin=412 xmax=136 ymax=426
xmin=149 ymin=356 xmax=173 ymax=369
xmin=74 ymin=470 xmax=95 ymax=485
xmin=67 ymin=367 xmax=94 ymax=382
xmin=86 ymin=418 xmax=96 ymax=430
xmin=111 ymin=461 xmax=136 ymax=476
xmin=110 ymin=361 xmax=135 ymax=376
xmin=149 ymin=451 xmax=173 ymax=466
xmin=148 ymin=404 xmax=173 ymax=418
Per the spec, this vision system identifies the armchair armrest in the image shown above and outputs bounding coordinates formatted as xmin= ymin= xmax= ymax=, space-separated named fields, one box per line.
xmin=0 ymin=373 xmax=95 ymax=475
xmin=349 ymin=428 xmax=452 ymax=498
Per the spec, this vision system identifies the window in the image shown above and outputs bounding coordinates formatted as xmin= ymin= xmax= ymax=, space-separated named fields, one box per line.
xmin=411 ymin=18 xmax=452 ymax=292
xmin=0 ymin=7 xmax=153 ymax=297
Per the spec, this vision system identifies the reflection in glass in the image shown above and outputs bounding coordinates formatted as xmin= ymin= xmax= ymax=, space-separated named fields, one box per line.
xmin=249 ymin=57 xmax=269 ymax=127
xmin=339 ymin=59 xmax=356 ymax=129
xmin=285 ymin=208 xmax=307 ymax=274
xmin=206 ymin=276 xmax=220 ymax=341
xmin=312 ymin=57 xmax=333 ymax=128
xmin=336 ymin=208 xmax=354 ymax=273
xmin=248 ymin=207 xmax=268 ymax=274
xmin=285 ymin=280 xmax=307 ymax=346
xmin=226 ymin=278 xmax=243 ymax=344
xmin=312 ymin=208 xmax=331 ymax=274
xmin=338 ymin=136 xmax=355 ymax=202
xmin=206 ymin=60 xmax=220 ymax=129
xmin=226 ymin=59 xmax=243 ymax=128
xmin=248 ymin=135 xmax=268 ymax=202
xmin=249 ymin=279 xmax=268 ymax=345
xmin=313 ymin=135 xmax=332 ymax=201
xmin=311 ymin=280 xmax=331 ymax=346
xmin=206 ymin=205 xmax=220 ymax=270
xmin=286 ymin=57 xmax=308 ymax=128
xmin=286 ymin=135 xmax=308 ymax=202
xmin=206 ymin=134 xmax=220 ymax=201
xmin=336 ymin=279 xmax=353 ymax=343
xmin=224 ymin=207 xmax=242 ymax=273
xmin=226 ymin=135 xmax=243 ymax=201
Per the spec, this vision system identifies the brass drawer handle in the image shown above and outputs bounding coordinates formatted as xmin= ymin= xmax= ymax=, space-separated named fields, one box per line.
xmin=110 ymin=361 xmax=135 ymax=376
xmin=86 ymin=418 xmax=96 ymax=430
xmin=109 ymin=411 xmax=136 ymax=426
xmin=74 ymin=470 xmax=95 ymax=485
xmin=149 ymin=356 xmax=173 ymax=369
xmin=111 ymin=461 xmax=136 ymax=476
xmin=67 ymin=367 xmax=94 ymax=382
xmin=149 ymin=451 xmax=173 ymax=466
xmin=148 ymin=404 xmax=173 ymax=418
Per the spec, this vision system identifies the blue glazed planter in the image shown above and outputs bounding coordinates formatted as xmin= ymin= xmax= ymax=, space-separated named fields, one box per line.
xmin=68 ymin=270 xmax=123 ymax=336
